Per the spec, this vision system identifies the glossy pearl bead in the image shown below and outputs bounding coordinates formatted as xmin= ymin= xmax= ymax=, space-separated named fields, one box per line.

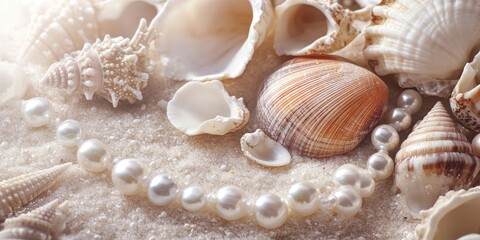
xmin=254 ymin=193 xmax=288 ymax=229
xmin=333 ymin=164 xmax=375 ymax=197
xmin=387 ymin=108 xmax=412 ymax=131
xmin=111 ymin=159 xmax=144 ymax=195
xmin=371 ymin=124 xmax=399 ymax=152
xmin=56 ymin=119 xmax=84 ymax=146
xmin=286 ymin=182 xmax=319 ymax=216
xmin=181 ymin=186 xmax=206 ymax=212
xmin=472 ymin=134 xmax=480 ymax=157
xmin=147 ymin=174 xmax=179 ymax=206
xmin=21 ymin=97 xmax=52 ymax=127
xmin=397 ymin=89 xmax=422 ymax=114
xmin=214 ymin=186 xmax=248 ymax=221
xmin=367 ymin=152 xmax=394 ymax=180
xmin=77 ymin=139 xmax=112 ymax=172
xmin=331 ymin=186 xmax=362 ymax=217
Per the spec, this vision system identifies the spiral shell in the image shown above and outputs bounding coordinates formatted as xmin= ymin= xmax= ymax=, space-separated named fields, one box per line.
xmin=256 ymin=56 xmax=388 ymax=158
xmin=395 ymin=102 xmax=480 ymax=215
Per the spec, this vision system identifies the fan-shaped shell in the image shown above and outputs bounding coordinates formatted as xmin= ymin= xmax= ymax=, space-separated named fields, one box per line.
xmin=256 ymin=56 xmax=388 ymax=158
xmin=240 ymin=129 xmax=291 ymax=167
xmin=395 ymin=102 xmax=480 ymax=215
xmin=364 ymin=0 xmax=480 ymax=98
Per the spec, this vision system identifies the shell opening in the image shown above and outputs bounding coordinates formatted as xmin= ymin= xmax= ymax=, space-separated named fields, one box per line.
xmin=433 ymin=196 xmax=480 ymax=239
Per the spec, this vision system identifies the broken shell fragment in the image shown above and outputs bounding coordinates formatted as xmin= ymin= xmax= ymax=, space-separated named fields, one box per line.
xmin=240 ymin=129 xmax=291 ymax=167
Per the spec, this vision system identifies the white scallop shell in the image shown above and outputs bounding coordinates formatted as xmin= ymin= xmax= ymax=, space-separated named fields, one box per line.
xmin=240 ymin=129 xmax=291 ymax=167
xmin=156 ymin=0 xmax=274 ymax=81
xmin=0 ymin=62 xmax=29 ymax=106
xmin=167 ymin=80 xmax=250 ymax=136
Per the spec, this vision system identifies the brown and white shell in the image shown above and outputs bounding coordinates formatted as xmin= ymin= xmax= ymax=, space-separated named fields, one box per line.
xmin=256 ymin=56 xmax=388 ymax=158
xmin=395 ymin=102 xmax=480 ymax=215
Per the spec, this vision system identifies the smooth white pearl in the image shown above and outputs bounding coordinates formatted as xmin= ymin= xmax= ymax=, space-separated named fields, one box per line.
xmin=319 ymin=195 xmax=338 ymax=211
xmin=331 ymin=186 xmax=362 ymax=217
xmin=56 ymin=119 xmax=84 ymax=146
xmin=397 ymin=89 xmax=422 ymax=114
xmin=367 ymin=152 xmax=394 ymax=180
xmin=472 ymin=134 xmax=480 ymax=157
xmin=254 ymin=193 xmax=288 ymax=229
xmin=333 ymin=164 xmax=375 ymax=197
xmin=387 ymin=108 xmax=412 ymax=131
xmin=286 ymin=182 xmax=319 ymax=216
xmin=371 ymin=124 xmax=399 ymax=152
xmin=77 ymin=139 xmax=112 ymax=172
xmin=111 ymin=159 xmax=144 ymax=195
xmin=181 ymin=186 xmax=206 ymax=212
xmin=358 ymin=172 xmax=375 ymax=198
xmin=214 ymin=186 xmax=248 ymax=221
xmin=147 ymin=174 xmax=178 ymax=206
xmin=21 ymin=97 xmax=52 ymax=127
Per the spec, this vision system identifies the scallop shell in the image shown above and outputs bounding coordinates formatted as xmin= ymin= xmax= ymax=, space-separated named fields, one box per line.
xmin=364 ymin=0 xmax=480 ymax=98
xmin=156 ymin=0 xmax=274 ymax=81
xmin=40 ymin=19 xmax=155 ymax=108
xmin=167 ymin=80 xmax=250 ymax=136
xmin=240 ymin=129 xmax=291 ymax=167
xmin=256 ymin=56 xmax=388 ymax=158
xmin=395 ymin=102 xmax=480 ymax=215
xmin=0 ymin=62 xmax=29 ymax=106
xmin=274 ymin=0 xmax=359 ymax=56
xmin=0 ymin=163 xmax=71 ymax=222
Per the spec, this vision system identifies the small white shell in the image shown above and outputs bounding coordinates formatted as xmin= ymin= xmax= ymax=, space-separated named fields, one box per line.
xmin=240 ymin=129 xmax=291 ymax=167
xmin=167 ymin=80 xmax=250 ymax=135
xmin=0 ymin=62 xmax=29 ymax=106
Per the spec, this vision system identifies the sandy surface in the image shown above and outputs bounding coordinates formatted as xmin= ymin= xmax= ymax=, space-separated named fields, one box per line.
xmin=0 ymin=1 xmax=450 ymax=239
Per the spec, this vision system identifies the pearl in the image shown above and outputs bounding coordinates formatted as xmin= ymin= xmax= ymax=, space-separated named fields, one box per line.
xmin=371 ymin=124 xmax=399 ymax=152
xmin=397 ymin=89 xmax=422 ymax=114
xmin=214 ymin=186 xmax=248 ymax=221
xmin=21 ymin=97 xmax=52 ymax=127
xmin=56 ymin=119 xmax=84 ymax=146
xmin=77 ymin=139 xmax=112 ymax=172
xmin=286 ymin=182 xmax=319 ymax=216
xmin=111 ymin=159 xmax=144 ymax=195
xmin=358 ymin=173 xmax=375 ymax=198
xmin=319 ymin=195 xmax=338 ymax=211
xmin=472 ymin=134 xmax=480 ymax=157
xmin=333 ymin=164 xmax=375 ymax=197
xmin=331 ymin=186 xmax=362 ymax=217
xmin=181 ymin=186 xmax=206 ymax=212
xmin=367 ymin=152 xmax=394 ymax=180
xmin=254 ymin=193 xmax=288 ymax=229
xmin=387 ymin=108 xmax=412 ymax=131
xmin=147 ymin=174 xmax=179 ymax=206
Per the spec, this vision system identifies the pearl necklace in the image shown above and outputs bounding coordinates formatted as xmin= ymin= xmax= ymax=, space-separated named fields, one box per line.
xmin=20 ymin=89 xmax=423 ymax=229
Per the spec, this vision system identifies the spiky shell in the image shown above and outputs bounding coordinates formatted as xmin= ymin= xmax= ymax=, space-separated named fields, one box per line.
xmin=0 ymin=163 xmax=71 ymax=222
xmin=395 ymin=102 xmax=480 ymax=215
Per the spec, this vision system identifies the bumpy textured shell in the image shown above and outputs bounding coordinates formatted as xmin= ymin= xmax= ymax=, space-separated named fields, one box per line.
xmin=0 ymin=163 xmax=71 ymax=222
xmin=256 ymin=57 xmax=388 ymax=158
xmin=364 ymin=0 xmax=480 ymax=98
xmin=395 ymin=102 xmax=480 ymax=215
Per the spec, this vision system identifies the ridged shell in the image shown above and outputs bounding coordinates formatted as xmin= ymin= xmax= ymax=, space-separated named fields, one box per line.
xmin=256 ymin=57 xmax=388 ymax=158
xmin=240 ymin=129 xmax=291 ymax=167
xmin=40 ymin=19 xmax=155 ymax=108
xmin=395 ymin=102 xmax=480 ymax=215
xmin=0 ymin=163 xmax=71 ymax=222
xmin=364 ymin=0 xmax=480 ymax=98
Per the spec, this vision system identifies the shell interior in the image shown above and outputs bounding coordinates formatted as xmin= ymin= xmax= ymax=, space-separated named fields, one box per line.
xmin=240 ymin=129 xmax=291 ymax=167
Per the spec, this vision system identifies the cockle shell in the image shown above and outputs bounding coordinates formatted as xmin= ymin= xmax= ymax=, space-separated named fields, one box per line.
xmin=364 ymin=0 xmax=480 ymax=98
xmin=240 ymin=129 xmax=291 ymax=167
xmin=40 ymin=19 xmax=155 ymax=108
xmin=0 ymin=163 xmax=71 ymax=222
xmin=274 ymin=0 xmax=359 ymax=56
xmin=395 ymin=102 xmax=480 ymax=215
xmin=256 ymin=57 xmax=388 ymax=158
xmin=167 ymin=80 xmax=250 ymax=136
xmin=156 ymin=0 xmax=274 ymax=81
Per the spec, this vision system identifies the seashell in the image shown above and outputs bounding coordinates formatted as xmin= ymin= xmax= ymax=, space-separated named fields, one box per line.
xmin=240 ymin=129 xmax=291 ymax=167
xmin=156 ymin=0 xmax=274 ymax=81
xmin=0 ymin=199 xmax=65 ymax=240
xmin=0 ymin=163 xmax=71 ymax=222
xmin=40 ymin=19 xmax=155 ymax=108
xmin=364 ymin=0 xmax=480 ymax=98
xmin=274 ymin=0 xmax=359 ymax=56
xmin=0 ymin=62 xmax=29 ymax=106
xmin=256 ymin=56 xmax=388 ymax=158
xmin=395 ymin=102 xmax=480 ymax=215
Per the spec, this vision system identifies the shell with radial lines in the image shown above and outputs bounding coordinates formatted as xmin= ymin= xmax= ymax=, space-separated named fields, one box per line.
xmin=40 ymin=19 xmax=155 ymax=108
xmin=395 ymin=102 xmax=480 ymax=215
xmin=256 ymin=56 xmax=388 ymax=158
xmin=0 ymin=163 xmax=71 ymax=222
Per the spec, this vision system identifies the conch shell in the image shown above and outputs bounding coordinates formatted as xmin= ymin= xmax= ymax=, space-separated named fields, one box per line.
xmin=395 ymin=102 xmax=480 ymax=215
xmin=256 ymin=56 xmax=388 ymax=158
xmin=240 ymin=129 xmax=291 ymax=167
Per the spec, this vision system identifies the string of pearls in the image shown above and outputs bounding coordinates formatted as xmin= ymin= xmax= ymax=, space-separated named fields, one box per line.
xmin=20 ymin=89 xmax=423 ymax=229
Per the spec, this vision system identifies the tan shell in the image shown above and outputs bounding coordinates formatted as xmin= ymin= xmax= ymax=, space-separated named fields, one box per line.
xmin=395 ymin=102 xmax=480 ymax=215
xmin=256 ymin=56 xmax=388 ymax=158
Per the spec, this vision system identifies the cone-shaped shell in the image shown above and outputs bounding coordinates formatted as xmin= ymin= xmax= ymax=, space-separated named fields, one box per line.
xmin=395 ymin=102 xmax=480 ymax=215
xmin=256 ymin=56 xmax=388 ymax=158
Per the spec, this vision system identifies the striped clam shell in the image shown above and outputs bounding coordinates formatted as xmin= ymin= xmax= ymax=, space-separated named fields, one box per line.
xmin=256 ymin=56 xmax=388 ymax=158
xmin=395 ymin=102 xmax=480 ymax=215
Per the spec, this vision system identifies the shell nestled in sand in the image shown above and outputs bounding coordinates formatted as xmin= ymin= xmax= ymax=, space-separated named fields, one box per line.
xmin=240 ymin=129 xmax=291 ymax=167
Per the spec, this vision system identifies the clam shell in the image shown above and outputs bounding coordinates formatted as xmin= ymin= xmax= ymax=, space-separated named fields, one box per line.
xmin=256 ymin=56 xmax=388 ymax=158
xmin=240 ymin=129 xmax=291 ymax=167
xmin=395 ymin=102 xmax=480 ymax=215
